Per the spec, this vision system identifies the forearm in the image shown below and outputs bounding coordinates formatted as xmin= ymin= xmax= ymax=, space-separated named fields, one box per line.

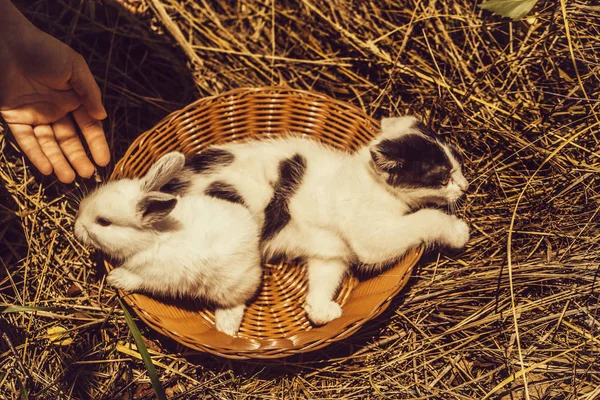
xmin=0 ymin=0 xmax=39 ymax=71
xmin=0 ymin=1 xmax=34 ymax=43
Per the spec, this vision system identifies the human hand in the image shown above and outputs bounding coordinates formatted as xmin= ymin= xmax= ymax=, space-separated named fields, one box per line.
xmin=0 ymin=8 xmax=110 ymax=183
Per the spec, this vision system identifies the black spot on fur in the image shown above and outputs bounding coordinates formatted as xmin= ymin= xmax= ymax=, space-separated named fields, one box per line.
xmin=413 ymin=121 xmax=438 ymax=138
xmin=205 ymin=181 xmax=246 ymax=206
xmin=186 ymin=148 xmax=234 ymax=174
xmin=349 ymin=250 xmax=409 ymax=280
xmin=414 ymin=122 xmax=464 ymax=165
xmin=448 ymin=144 xmax=464 ymax=165
xmin=372 ymin=134 xmax=451 ymax=188
xmin=261 ymin=154 xmax=307 ymax=242
xmin=353 ymin=259 xmax=400 ymax=279
xmin=263 ymin=253 xmax=303 ymax=265
xmin=160 ymin=177 xmax=189 ymax=195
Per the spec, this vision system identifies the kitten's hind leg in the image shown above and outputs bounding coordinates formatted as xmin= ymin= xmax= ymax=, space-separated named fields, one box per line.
xmin=304 ymin=258 xmax=347 ymax=325
xmin=215 ymin=304 xmax=245 ymax=336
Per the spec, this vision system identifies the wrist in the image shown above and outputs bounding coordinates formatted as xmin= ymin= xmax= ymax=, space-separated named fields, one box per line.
xmin=0 ymin=1 xmax=35 ymax=42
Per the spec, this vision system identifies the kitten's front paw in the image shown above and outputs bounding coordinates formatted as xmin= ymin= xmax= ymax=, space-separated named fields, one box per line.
xmin=304 ymin=300 xmax=342 ymax=325
xmin=107 ymin=268 xmax=143 ymax=291
xmin=444 ymin=217 xmax=470 ymax=249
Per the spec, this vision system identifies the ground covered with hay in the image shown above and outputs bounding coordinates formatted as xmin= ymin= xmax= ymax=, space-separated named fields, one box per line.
xmin=1 ymin=0 xmax=599 ymax=398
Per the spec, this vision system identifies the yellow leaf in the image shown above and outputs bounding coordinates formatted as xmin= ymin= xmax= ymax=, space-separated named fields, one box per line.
xmin=47 ymin=326 xmax=73 ymax=346
xmin=558 ymin=68 xmax=574 ymax=83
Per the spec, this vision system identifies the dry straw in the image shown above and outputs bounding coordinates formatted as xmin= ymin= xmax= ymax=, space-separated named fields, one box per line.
xmin=1 ymin=0 xmax=599 ymax=398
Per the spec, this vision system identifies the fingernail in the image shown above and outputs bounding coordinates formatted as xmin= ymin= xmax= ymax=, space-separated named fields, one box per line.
xmin=94 ymin=104 xmax=108 ymax=120
xmin=59 ymin=170 xmax=76 ymax=184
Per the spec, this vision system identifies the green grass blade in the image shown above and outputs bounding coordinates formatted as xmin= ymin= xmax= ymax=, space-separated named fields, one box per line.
xmin=479 ymin=0 xmax=538 ymax=20
xmin=1 ymin=305 xmax=110 ymax=318
xmin=118 ymin=298 xmax=167 ymax=400
xmin=0 ymin=305 xmax=68 ymax=314
xmin=19 ymin=385 xmax=29 ymax=400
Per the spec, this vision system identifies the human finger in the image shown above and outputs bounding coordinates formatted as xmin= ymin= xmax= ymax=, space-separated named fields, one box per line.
xmin=72 ymin=106 xmax=110 ymax=167
xmin=7 ymin=123 xmax=53 ymax=175
xmin=53 ymin=115 xmax=95 ymax=179
xmin=33 ymin=125 xmax=75 ymax=183
xmin=70 ymin=54 xmax=107 ymax=121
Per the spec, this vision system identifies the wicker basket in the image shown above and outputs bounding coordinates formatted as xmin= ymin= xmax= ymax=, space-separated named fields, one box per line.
xmin=109 ymin=87 xmax=423 ymax=359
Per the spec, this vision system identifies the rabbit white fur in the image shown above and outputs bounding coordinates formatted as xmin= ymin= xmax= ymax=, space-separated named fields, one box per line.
xmin=74 ymin=153 xmax=262 ymax=336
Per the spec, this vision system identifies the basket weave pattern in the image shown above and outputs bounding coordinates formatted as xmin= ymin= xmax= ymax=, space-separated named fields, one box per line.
xmin=109 ymin=87 xmax=423 ymax=359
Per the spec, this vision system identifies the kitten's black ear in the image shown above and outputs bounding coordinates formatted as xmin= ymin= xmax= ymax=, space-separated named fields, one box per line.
xmin=371 ymin=134 xmax=437 ymax=172
xmin=137 ymin=192 xmax=177 ymax=227
xmin=380 ymin=117 xmax=417 ymax=139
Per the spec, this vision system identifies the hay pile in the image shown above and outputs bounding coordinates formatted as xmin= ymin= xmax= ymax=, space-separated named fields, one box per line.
xmin=1 ymin=0 xmax=599 ymax=398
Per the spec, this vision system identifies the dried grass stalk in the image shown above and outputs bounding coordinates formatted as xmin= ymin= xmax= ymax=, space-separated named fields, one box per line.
xmin=1 ymin=0 xmax=599 ymax=398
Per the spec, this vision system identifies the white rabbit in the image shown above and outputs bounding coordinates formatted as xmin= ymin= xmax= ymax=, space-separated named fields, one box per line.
xmin=74 ymin=152 xmax=262 ymax=336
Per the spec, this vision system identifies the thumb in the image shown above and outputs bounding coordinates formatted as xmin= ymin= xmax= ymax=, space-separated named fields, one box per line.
xmin=69 ymin=54 xmax=107 ymax=120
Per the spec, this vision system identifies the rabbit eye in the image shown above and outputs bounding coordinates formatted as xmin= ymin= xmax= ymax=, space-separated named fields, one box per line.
xmin=96 ymin=217 xmax=112 ymax=227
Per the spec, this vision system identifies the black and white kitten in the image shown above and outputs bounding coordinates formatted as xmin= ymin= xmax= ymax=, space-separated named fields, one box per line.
xmin=165 ymin=116 xmax=470 ymax=325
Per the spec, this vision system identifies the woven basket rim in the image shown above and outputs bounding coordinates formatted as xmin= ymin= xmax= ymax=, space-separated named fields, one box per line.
xmin=109 ymin=86 xmax=423 ymax=359
xmin=116 ymin=87 xmax=379 ymax=170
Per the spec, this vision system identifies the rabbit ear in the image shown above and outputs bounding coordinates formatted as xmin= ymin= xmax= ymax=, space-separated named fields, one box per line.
xmin=137 ymin=192 xmax=177 ymax=227
xmin=142 ymin=152 xmax=185 ymax=192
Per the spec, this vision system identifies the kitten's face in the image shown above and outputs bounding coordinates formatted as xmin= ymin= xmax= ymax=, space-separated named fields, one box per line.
xmin=370 ymin=117 xmax=468 ymax=206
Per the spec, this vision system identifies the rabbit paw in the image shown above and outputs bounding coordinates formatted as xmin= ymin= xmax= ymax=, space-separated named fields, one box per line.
xmin=107 ymin=268 xmax=143 ymax=292
xmin=304 ymin=300 xmax=342 ymax=325
xmin=215 ymin=305 xmax=245 ymax=336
